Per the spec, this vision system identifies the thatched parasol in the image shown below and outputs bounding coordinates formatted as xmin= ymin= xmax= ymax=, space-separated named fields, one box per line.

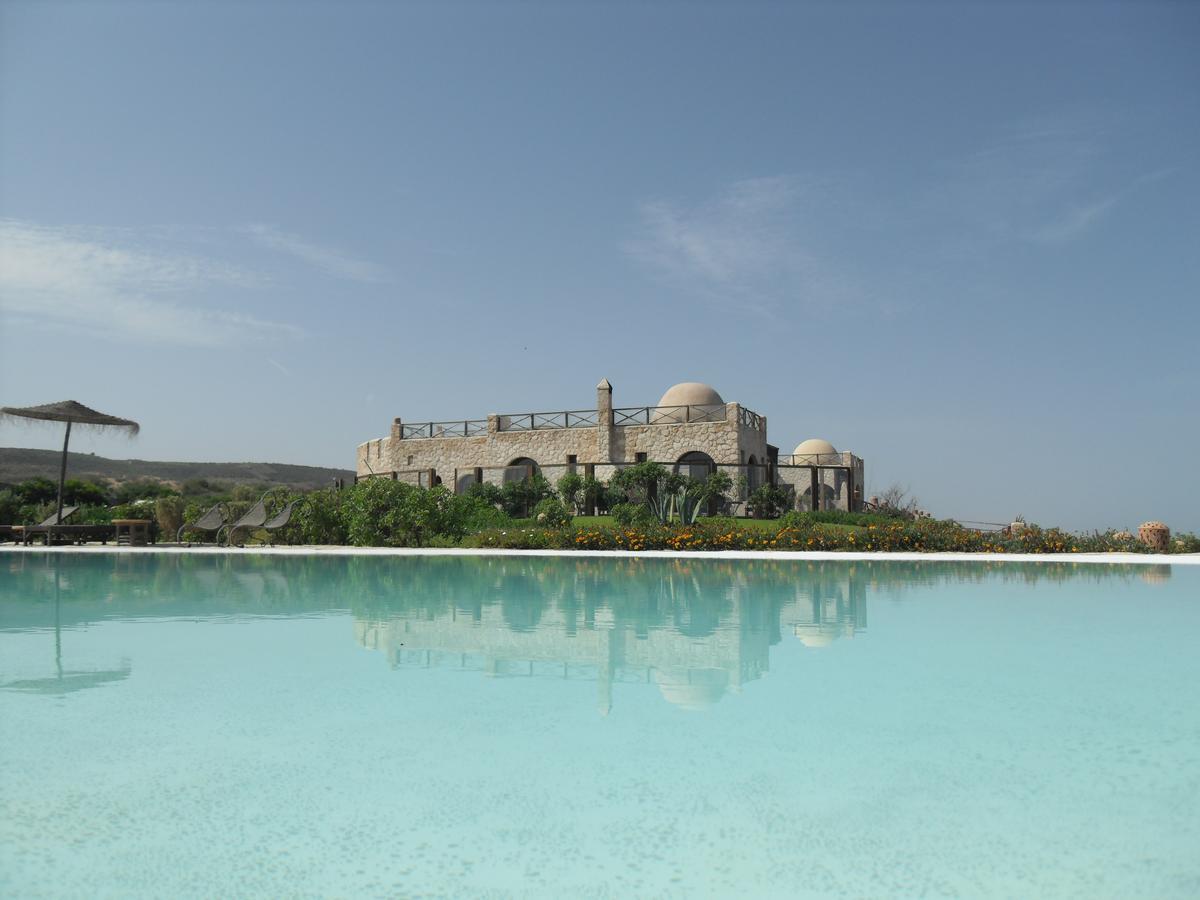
xmin=0 ymin=400 xmax=140 ymax=525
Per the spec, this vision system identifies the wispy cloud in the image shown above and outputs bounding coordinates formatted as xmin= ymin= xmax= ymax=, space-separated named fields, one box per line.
xmin=0 ymin=220 xmax=301 ymax=346
xmin=241 ymin=223 xmax=389 ymax=283
xmin=930 ymin=115 xmax=1153 ymax=246
xmin=1027 ymin=195 xmax=1120 ymax=244
xmin=625 ymin=176 xmax=858 ymax=316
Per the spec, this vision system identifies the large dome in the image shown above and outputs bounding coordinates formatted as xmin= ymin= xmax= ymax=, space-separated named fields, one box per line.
xmin=657 ymin=382 xmax=724 ymax=407
xmin=793 ymin=438 xmax=837 ymax=457
xmin=651 ymin=382 xmax=725 ymax=424
xmin=653 ymin=667 xmax=730 ymax=711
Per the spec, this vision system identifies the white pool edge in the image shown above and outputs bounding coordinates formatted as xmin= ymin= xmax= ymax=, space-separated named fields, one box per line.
xmin=1 ymin=545 xmax=1195 ymax=565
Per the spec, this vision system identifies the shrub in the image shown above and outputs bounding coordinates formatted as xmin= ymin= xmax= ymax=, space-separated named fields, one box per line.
xmin=556 ymin=473 xmax=585 ymax=513
xmin=699 ymin=470 xmax=733 ymax=505
xmin=282 ymin=489 xmax=349 ymax=545
xmin=0 ymin=489 xmax=17 ymax=525
xmin=747 ymin=484 xmax=790 ymax=519
xmin=340 ymin=480 xmax=483 ymax=547
xmin=580 ymin=475 xmax=611 ymax=513
xmin=779 ymin=509 xmax=901 ymax=529
xmin=499 ymin=474 xmax=555 ymax=518
xmin=155 ymin=496 xmax=185 ymax=536
xmin=465 ymin=482 xmax=503 ymax=508
xmin=464 ymin=527 xmax=559 ymax=550
xmin=461 ymin=496 xmax=510 ymax=532
xmin=609 ymin=462 xmax=669 ymax=503
xmin=111 ymin=499 xmax=159 ymax=521
xmin=1174 ymin=532 xmax=1200 ymax=553
xmin=63 ymin=479 xmax=110 ymax=506
xmin=113 ymin=480 xmax=179 ymax=504
xmin=181 ymin=478 xmax=227 ymax=497
xmin=533 ymin=497 xmax=572 ymax=528
xmin=76 ymin=504 xmax=114 ymax=525
xmin=230 ymin=483 xmax=265 ymax=502
xmin=871 ymin=483 xmax=922 ymax=519
xmin=611 ymin=502 xmax=655 ymax=528
xmin=13 ymin=477 xmax=57 ymax=505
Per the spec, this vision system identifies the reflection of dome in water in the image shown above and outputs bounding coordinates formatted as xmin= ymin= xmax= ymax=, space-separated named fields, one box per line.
xmin=1140 ymin=567 xmax=1172 ymax=585
xmin=652 ymin=383 xmax=725 ymax=424
xmin=793 ymin=624 xmax=848 ymax=648
xmin=793 ymin=438 xmax=837 ymax=457
xmin=654 ymin=667 xmax=729 ymax=710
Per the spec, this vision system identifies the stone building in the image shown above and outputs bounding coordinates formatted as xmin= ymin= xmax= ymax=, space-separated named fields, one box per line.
xmin=356 ymin=379 xmax=865 ymax=512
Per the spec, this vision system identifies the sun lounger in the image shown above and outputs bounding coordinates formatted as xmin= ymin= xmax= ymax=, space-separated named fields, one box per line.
xmin=12 ymin=506 xmax=80 ymax=545
xmin=261 ymin=500 xmax=297 ymax=545
xmin=22 ymin=523 xmax=116 ymax=546
xmin=220 ymin=496 xmax=298 ymax=547
xmin=177 ymin=504 xmax=228 ymax=545
xmin=220 ymin=498 xmax=269 ymax=546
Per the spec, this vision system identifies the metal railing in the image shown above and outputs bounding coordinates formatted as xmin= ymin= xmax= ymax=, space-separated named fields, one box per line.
xmin=497 ymin=409 xmax=599 ymax=431
xmin=394 ymin=404 xmax=742 ymax=436
xmin=777 ymin=453 xmax=854 ymax=467
xmin=399 ymin=420 xmax=487 ymax=439
xmin=613 ymin=404 xmax=727 ymax=426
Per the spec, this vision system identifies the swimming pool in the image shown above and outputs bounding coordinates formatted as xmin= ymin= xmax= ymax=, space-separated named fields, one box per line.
xmin=2 ymin=552 xmax=1197 ymax=898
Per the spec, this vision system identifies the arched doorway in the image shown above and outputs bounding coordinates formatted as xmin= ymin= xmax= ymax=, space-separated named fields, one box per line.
xmin=675 ymin=451 xmax=715 ymax=483
xmin=746 ymin=454 xmax=763 ymax=492
xmin=504 ymin=457 xmax=540 ymax=483
xmin=675 ymin=451 xmax=719 ymax=515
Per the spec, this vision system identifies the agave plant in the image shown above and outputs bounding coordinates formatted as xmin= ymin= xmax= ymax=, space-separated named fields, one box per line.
xmin=676 ymin=485 xmax=707 ymax=525
xmin=648 ymin=488 xmax=674 ymax=525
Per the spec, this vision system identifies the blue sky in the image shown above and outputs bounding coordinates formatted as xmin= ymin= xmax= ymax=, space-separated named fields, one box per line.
xmin=1 ymin=0 xmax=1197 ymax=531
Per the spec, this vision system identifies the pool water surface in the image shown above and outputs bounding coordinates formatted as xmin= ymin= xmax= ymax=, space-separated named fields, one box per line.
xmin=1 ymin=553 xmax=1197 ymax=898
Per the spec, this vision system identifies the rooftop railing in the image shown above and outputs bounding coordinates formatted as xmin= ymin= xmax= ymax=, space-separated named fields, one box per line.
xmin=612 ymin=404 xmax=727 ymax=426
xmin=777 ymin=452 xmax=859 ymax=467
xmin=497 ymin=409 xmax=599 ymax=432
xmin=399 ymin=420 xmax=488 ymax=440
xmin=738 ymin=407 xmax=765 ymax=431
xmin=393 ymin=403 xmax=754 ymax=438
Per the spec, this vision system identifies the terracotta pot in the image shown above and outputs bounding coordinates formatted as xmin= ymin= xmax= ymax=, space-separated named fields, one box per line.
xmin=1138 ymin=521 xmax=1170 ymax=552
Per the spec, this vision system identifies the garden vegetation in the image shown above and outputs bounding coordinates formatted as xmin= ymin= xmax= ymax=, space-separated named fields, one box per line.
xmin=2 ymin=473 xmax=1196 ymax=554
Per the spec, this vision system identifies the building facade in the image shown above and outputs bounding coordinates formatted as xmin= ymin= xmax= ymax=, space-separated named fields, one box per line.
xmin=356 ymin=379 xmax=865 ymax=512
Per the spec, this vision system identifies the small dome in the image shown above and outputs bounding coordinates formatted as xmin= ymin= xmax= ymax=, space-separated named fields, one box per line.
xmin=651 ymin=383 xmax=725 ymax=424
xmin=793 ymin=438 xmax=838 ymax=457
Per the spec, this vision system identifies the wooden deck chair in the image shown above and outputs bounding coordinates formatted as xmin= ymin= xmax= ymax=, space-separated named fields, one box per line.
xmin=177 ymin=504 xmax=228 ymax=545
xmin=12 ymin=506 xmax=80 ymax=544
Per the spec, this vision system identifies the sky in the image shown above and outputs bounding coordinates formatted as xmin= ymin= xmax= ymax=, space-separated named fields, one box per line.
xmin=1 ymin=0 xmax=1197 ymax=532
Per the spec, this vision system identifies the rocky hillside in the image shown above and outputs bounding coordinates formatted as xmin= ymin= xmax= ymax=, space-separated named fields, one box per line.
xmin=0 ymin=447 xmax=353 ymax=490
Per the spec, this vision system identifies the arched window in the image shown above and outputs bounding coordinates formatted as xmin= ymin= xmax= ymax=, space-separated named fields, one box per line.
xmin=504 ymin=457 xmax=540 ymax=483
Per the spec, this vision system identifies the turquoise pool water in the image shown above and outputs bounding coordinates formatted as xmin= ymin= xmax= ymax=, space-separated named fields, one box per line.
xmin=1 ymin=553 xmax=1197 ymax=898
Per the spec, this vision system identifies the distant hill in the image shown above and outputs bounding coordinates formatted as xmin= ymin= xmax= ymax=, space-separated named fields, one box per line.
xmin=0 ymin=447 xmax=353 ymax=490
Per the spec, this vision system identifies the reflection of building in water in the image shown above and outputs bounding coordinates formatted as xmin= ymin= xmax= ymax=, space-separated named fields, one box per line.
xmin=355 ymin=567 xmax=868 ymax=714
xmin=784 ymin=567 xmax=868 ymax=648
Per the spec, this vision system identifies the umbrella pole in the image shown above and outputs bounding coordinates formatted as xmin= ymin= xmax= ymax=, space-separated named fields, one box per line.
xmin=56 ymin=420 xmax=72 ymax=525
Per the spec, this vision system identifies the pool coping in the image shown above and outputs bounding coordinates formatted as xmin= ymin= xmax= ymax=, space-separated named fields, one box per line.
xmin=1 ymin=545 xmax=1195 ymax=565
